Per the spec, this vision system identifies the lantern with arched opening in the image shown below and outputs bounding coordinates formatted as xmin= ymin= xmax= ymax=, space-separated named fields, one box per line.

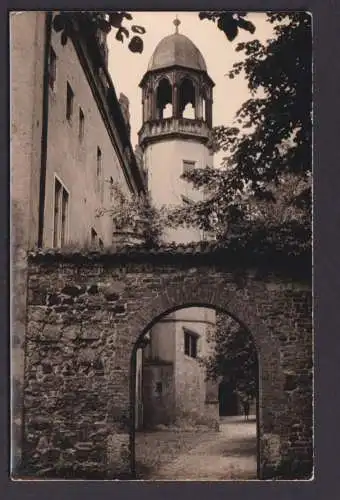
xmin=138 ymin=18 xmax=214 ymax=143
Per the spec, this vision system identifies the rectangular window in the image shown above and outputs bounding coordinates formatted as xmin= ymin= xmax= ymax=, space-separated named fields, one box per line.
xmin=184 ymin=329 xmax=198 ymax=358
xmin=61 ymin=188 xmax=69 ymax=247
xmin=183 ymin=160 xmax=196 ymax=175
xmin=96 ymin=147 xmax=102 ymax=177
xmin=109 ymin=176 xmax=114 ymax=202
xmin=91 ymin=227 xmax=97 ymax=245
xmin=53 ymin=179 xmax=61 ymax=248
xmin=48 ymin=46 xmax=57 ymax=90
xmin=66 ymin=82 xmax=74 ymax=120
xmin=99 ymin=238 xmax=104 ymax=250
xmin=96 ymin=147 xmax=104 ymax=203
xmin=53 ymin=177 xmax=69 ymax=248
xmin=79 ymin=107 xmax=84 ymax=141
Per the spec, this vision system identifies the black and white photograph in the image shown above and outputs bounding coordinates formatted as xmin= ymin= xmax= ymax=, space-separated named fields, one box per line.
xmin=10 ymin=10 xmax=312 ymax=480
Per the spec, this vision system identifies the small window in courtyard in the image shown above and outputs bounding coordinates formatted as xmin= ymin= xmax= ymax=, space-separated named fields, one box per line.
xmin=184 ymin=329 xmax=198 ymax=358
xmin=48 ymin=46 xmax=57 ymax=90
xmin=183 ymin=160 xmax=196 ymax=175
xmin=66 ymin=81 xmax=74 ymax=121
xmin=79 ymin=107 xmax=84 ymax=141
xmin=61 ymin=188 xmax=69 ymax=247
xmin=53 ymin=177 xmax=69 ymax=248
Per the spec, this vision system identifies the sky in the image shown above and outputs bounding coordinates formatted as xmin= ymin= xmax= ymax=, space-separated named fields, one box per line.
xmin=107 ymin=12 xmax=275 ymax=166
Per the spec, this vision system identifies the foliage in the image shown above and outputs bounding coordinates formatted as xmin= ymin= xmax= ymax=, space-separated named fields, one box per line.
xmin=53 ymin=11 xmax=146 ymax=53
xmin=96 ymin=182 xmax=166 ymax=247
xmin=169 ymin=12 xmax=312 ymax=250
xmin=167 ymin=170 xmax=311 ymax=248
xmin=52 ymin=10 xmax=255 ymax=55
xmin=201 ymin=315 xmax=258 ymax=399
xmin=223 ymin=12 xmax=312 ymax=192
xmin=198 ymin=11 xmax=255 ymax=41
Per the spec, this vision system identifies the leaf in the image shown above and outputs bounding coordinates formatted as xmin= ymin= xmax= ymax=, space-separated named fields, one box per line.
xmin=122 ymin=12 xmax=133 ymax=20
xmin=237 ymin=17 xmax=256 ymax=34
xmin=131 ymin=25 xmax=146 ymax=34
xmin=53 ymin=14 xmax=66 ymax=33
xmin=115 ymin=28 xmax=124 ymax=42
xmin=217 ymin=15 xmax=239 ymax=41
xmin=128 ymin=36 xmax=143 ymax=53
xmin=119 ymin=26 xmax=129 ymax=39
xmin=199 ymin=12 xmax=215 ymax=21
xmin=109 ymin=12 xmax=124 ymax=28
xmin=61 ymin=31 xmax=68 ymax=46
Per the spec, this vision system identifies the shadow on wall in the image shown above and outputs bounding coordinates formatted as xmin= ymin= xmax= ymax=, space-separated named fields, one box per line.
xmin=11 ymin=201 xmax=30 ymax=474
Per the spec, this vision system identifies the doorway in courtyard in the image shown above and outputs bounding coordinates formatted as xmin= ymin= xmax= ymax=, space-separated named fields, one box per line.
xmin=130 ymin=304 xmax=259 ymax=481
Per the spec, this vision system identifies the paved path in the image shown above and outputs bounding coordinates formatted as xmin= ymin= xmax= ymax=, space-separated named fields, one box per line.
xmin=150 ymin=416 xmax=257 ymax=481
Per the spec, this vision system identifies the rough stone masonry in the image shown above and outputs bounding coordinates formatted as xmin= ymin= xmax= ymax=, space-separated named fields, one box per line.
xmin=22 ymin=245 xmax=312 ymax=479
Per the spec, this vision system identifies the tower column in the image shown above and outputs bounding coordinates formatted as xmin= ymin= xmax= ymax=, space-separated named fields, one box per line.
xmin=196 ymin=94 xmax=203 ymax=120
xmin=173 ymin=84 xmax=180 ymax=118
xmin=146 ymin=90 xmax=152 ymax=121
xmin=194 ymin=85 xmax=199 ymax=119
xmin=142 ymin=89 xmax=147 ymax=122
xmin=206 ymin=99 xmax=213 ymax=128
xmin=151 ymin=89 xmax=157 ymax=121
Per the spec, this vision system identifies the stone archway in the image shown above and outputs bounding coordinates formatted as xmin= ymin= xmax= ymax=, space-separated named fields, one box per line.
xmin=129 ymin=299 xmax=263 ymax=479
xmin=127 ymin=278 xmax=282 ymax=479
xmin=23 ymin=248 xmax=312 ymax=479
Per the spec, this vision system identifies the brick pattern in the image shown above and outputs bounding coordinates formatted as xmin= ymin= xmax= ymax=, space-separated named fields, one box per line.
xmin=23 ymin=256 xmax=312 ymax=479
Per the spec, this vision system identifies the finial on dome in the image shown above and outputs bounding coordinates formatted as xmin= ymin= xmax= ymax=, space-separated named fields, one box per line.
xmin=173 ymin=16 xmax=181 ymax=34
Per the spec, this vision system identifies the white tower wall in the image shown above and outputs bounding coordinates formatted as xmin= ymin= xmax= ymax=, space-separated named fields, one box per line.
xmin=144 ymin=138 xmax=213 ymax=243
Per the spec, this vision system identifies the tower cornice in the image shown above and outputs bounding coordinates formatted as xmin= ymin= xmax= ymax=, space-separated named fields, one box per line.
xmin=139 ymin=65 xmax=215 ymax=89
xmin=138 ymin=117 xmax=212 ymax=150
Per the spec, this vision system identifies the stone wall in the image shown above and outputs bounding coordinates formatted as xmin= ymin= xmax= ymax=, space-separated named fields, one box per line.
xmin=22 ymin=249 xmax=312 ymax=479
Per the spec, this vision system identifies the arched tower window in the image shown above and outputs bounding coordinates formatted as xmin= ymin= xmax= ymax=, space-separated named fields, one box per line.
xmin=178 ymin=78 xmax=196 ymax=119
xmin=156 ymin=78 xmax=173 ymax=120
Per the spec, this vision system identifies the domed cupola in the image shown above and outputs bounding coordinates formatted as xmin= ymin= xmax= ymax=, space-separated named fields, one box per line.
xmin=138 ymin=18 xmax=215 ymax=150
xmin=147 ymin=32 xmax=207 ymax=72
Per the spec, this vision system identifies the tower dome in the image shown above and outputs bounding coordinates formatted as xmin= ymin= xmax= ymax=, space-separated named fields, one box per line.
xmin=138 ymin=18 xmax=214 ymax=139
xmin=147 ymin=33 xmax=207 ymax=72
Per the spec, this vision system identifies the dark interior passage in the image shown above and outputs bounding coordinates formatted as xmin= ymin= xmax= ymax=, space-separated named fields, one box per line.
xmin=219 ymin=381 xmax=239 ymax=416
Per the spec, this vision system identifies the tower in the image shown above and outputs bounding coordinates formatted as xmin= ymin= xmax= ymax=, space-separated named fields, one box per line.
xmin=136 ymin=19 xmax=219 ymax=430
xmin=138 ymin=18 xmax=215 ymax=243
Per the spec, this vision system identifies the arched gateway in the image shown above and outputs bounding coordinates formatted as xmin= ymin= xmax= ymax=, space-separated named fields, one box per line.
xmin=24 ymin=244 xmax=312 ymax=479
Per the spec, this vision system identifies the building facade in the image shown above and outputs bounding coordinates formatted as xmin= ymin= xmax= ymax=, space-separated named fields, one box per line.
xmin=10 ymin=11 xmax=144 ymax=472
xmin=135 ymin=20 xmax=219 ymax=430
